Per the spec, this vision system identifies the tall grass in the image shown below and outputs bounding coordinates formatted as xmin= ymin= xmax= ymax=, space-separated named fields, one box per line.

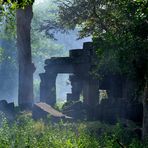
xmin=0 ymin=113 xmax=147 ymax=148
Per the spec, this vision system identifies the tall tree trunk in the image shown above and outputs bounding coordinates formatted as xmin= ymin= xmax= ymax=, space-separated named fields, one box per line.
xmin=16 ymin=5 xmax=35 ymax=109
xmin=143 ymin=79 xmax=148 ymax=140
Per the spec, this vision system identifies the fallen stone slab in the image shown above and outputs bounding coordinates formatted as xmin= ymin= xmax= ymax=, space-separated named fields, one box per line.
xmin=33 ymin=102 xmax=72 ymax=121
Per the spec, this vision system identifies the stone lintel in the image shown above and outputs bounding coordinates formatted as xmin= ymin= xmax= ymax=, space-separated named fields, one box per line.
xmin=69 ymin=49 xmax=84 ymax=58
xmin=83 ymin=42 xmax=93 ymax=50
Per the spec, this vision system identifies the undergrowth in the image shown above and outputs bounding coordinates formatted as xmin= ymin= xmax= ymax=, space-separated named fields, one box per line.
xmin=0 ymin=113 xmax=147 ymax=148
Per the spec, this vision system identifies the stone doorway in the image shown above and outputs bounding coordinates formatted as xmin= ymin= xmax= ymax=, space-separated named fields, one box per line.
xmin=56 ymin=74 xmax=72 ymax=104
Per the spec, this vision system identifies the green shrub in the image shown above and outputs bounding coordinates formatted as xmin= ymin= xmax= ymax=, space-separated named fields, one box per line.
xmin=0 ymin=115 xmax=146 ymax=148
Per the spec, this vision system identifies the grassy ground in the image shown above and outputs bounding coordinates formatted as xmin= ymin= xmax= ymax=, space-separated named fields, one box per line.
xmin=0 ymin=112 xmax=147 ymax=148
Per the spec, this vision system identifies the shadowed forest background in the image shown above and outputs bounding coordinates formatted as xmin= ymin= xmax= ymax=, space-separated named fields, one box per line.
xmin=0 ymin=0 xmax=147 ymax=147
xmin=0 ymin=0 xmax=91 ymax=104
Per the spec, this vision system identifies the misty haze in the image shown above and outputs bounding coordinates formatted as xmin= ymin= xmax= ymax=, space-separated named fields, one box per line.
xmin=0 ymin=0 xmax=147 ymax=147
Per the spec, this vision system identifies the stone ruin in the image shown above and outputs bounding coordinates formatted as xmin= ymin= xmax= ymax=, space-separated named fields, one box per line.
xmin=0 ymin=42 xmax=143 ymax=124
xmin=39 ymin=42 xmax=99 ymax=119
xmin=38 ymin=41 xmax=143 ymax=124
xmin=0 ymin=100 xmax=15 ymax=122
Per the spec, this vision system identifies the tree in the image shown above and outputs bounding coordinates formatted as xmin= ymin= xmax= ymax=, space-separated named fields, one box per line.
xmin=57 ymin=0 xmax=148 ymax=139
xmin=16 ymin=4 xmax=35 ymax=109
xmin=0 ymin=0 xmax=69 ymax=105
xmin=1 ymin=0 xmax=35 ymax=109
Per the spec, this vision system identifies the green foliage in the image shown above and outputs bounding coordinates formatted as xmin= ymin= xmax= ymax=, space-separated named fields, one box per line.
xmin=0 ymin=2 xmax=16 ymax=38
xmin=0 ymin=0 xmax=35 ymax=37
xmin=0 ymin=114 xmax=147 ymax=148
xmin=58 ymin=0 xmax=148 ymax=94
xmin=0 ymin=47 xmax=4 ymax=62
xmin=31 ymin=0 xmax=68 ymax=59
xmin=0 ymin=0 xmax=34 ymax=9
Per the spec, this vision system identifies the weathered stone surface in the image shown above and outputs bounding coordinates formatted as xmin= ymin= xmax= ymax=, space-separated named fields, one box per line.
xmin=69 ymin=49 xmax=84 ymax=58
xmin=0 ymin=100 xmax=15 ymax=122
xmin=0 ymin=100 xmax=7 ymax=109
xmin=33 ymin=102 xmax=72 ymax=121
xmin=39 ymin=42 xmax=99 ymax=118
xmin=95 ymin=99 xmax=143 ymax=125
xmin=39 ymin=41 xmax=143 ymax=123
xmin=67 ymin=75 xmax=83 ymax=102
xmin=62 ymin=101 xmax=85 ymax=120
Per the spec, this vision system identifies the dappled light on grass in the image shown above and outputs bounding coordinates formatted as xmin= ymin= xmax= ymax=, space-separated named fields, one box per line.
xmin=0 ymin=114 xmax=147 ymax=148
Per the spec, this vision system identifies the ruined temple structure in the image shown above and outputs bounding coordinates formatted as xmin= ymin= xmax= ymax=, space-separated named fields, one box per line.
xmin=39 ymin=42 xmax=143 ymax=123
xmin=39 ymin=42 xmax=99 ymax=119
